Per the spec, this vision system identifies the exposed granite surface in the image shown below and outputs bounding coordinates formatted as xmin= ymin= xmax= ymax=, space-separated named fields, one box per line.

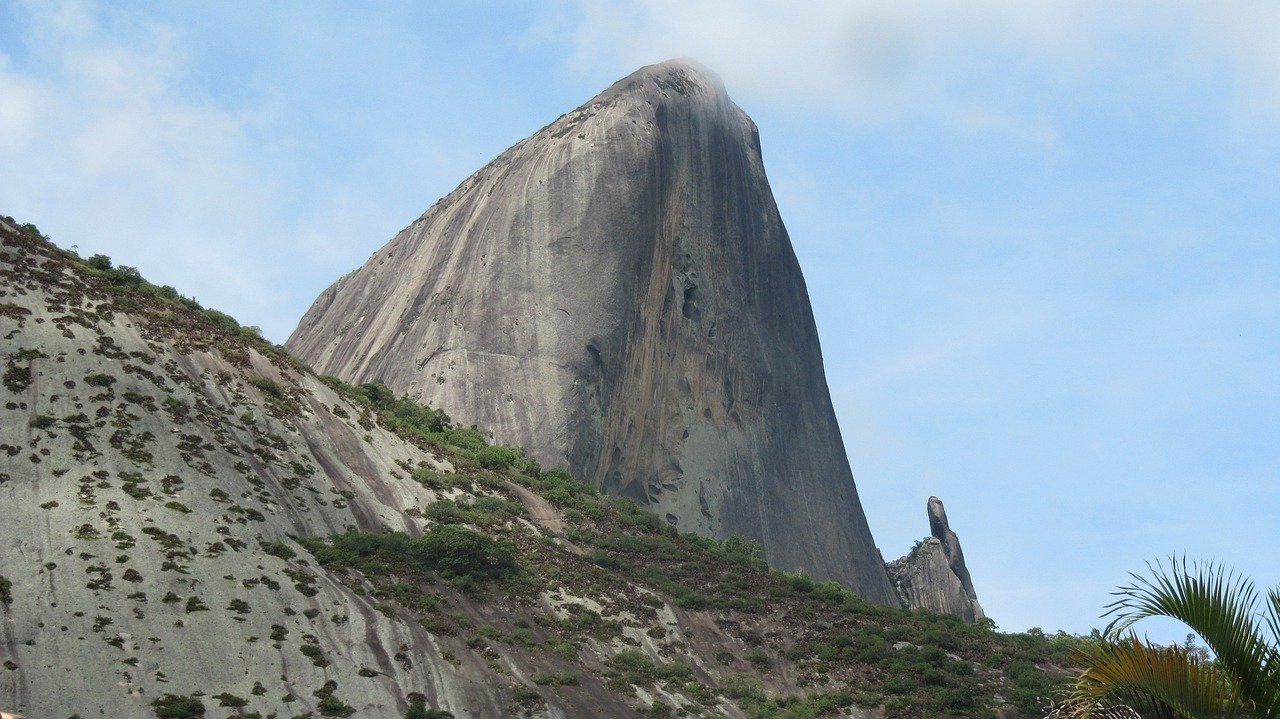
xmin=0 ymin=220 xmax=753 ymax=718
xmin=287 ymin=60 xmax=897 ymax=603
xmin=886 ymin=497 xmax=985 ymax=623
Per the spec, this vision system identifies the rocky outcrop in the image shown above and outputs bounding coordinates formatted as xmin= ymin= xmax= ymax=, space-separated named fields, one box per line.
xmin=0 ymin=219 xmax=508 ymax=718
xmin=0 ymin=219 xmax=1073 ymax=719
xmin=887 ymin=497 xmax=985 ymax=623
xmin=286 ymin=60 xmax=898 ymax=603
xmin=1 ymin=219 xmax=853 ymax=718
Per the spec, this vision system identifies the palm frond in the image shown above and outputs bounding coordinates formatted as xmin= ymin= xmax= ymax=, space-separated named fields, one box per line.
xmin=1266 ymin=589 xmax=1280 ymax=642
xmin=1104 ymin=557 xmax=1277 ymax=713
xmin=1069 ymin=635 xmax=1247 ymax=719
xmin=1260 ymin=589 xmax=1280 ymax=715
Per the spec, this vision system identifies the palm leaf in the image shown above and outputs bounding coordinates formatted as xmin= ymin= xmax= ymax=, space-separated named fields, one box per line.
xmin=1260 ymin=589 xmax=1280 ymax=714
xmin=1103 ymin=558 xmax=1279 ymax=715
xmin=1069 ymin=635 xmax=1246 ymax=719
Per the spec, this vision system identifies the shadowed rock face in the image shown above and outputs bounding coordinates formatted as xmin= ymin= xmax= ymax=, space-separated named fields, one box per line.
xmin=887 ymin=497 xmax=985 ymax=623
xmin=287 ymin=60 xmax=897 ymax=603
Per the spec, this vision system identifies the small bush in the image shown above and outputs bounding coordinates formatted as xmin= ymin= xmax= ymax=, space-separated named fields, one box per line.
xmin=3 ymin=365 xmax=31 ymax=392
xmin=151 ymin=693 xmax=205 ymax=718
xmin=476 ymin=445 xmax=518 ymax=470
xmin=262 ymin=541 xmax=296 ymax=560
xmin=300 ymin=643 xmax=329 ymax=667
xmin=606 ymin=650 xmax=692 ymax=688
xmin=213 ymin=692 xmax=248 ymax=708
xmin=443 ymin=426 xmax=486 ymax=452
xmin=318 ymin=692 xmax=356 ymax=716
xmin=308 ymin=527 xmax=516 ymax=584
xmin=248 ymin=376 xmax=284 ymax=398
xmin=84 ymin=373 xmax=116 ymax=387
xmin=745 ymin=647 xmax=770 ymax=668
xmin=424 ymin=500 xmax=465 ymax=525
xmin=162 ymin=396 xmax=189 ymax=419
xmin=201 ymin=308 xmax=242 ymax=334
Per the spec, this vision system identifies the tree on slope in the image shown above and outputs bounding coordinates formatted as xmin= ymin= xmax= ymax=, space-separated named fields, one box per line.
xmin=1066 ymin=558 xmax=1280 ymax=718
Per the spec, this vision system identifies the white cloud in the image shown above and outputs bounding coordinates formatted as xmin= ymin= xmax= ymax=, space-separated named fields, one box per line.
xmin=0 ymin=1 xmax=412 ymax=341
xmin=1189 ymin=2 xmax=1280 ymax=123
xmin=0 ymin=2 xmax=285 ymax=324
xmin=559 ymin=1 xmax=1280 ymax=139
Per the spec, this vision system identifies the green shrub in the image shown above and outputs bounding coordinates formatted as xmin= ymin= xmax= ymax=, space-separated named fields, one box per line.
xmin=411 ymin=466 xmax=451 ymax=489
xmin=606 ymin=650 xmax=691 ymax=687
xmin=310 ymin=527 xmax=516 ymax=584
xmin=745 ymin=647 xmax=770 ymax=668
xmin=419 ymin=525 xmax=517 ymax=581
xmin=2 ymin=365 xmax=31 ymax=392
xmin=425 ymin=500 xmax=465 ymax=524
xmin=163 ymin=396 xmax=189 ymax=419
xmin=200 ymin=308 xmax=242 ymax=334
xmin=720 ymin=673 xmax=765 ymax=701
xmin=535 ymin=469 xmax=599 ymax=508
xmin=213 ymin=692 xmax=248 ymax=708
xmin=84 ymin=373 xmax=116 ymax=387
xmin=465 ymin=496 xmax=525 ymax=526
xmin=317 ymin=693 xmax=356 ymax=717
xmin=19 ymin=222 xmax=48 ymax=240
xmin=248 ymin=375 xmax=283 ymax=398
xmin=321 ymin=378 xmax=453 ymax=439
xmin=262 ymin=541 xmax=296 ymax=560
xmin=0 ymin=574 xmax=12 ymax=604
xmin=476 ymin=445 xmax=518 ymax=470
xmin=717 ymin=535 xmax=765 ymax=567
xmin=786 ymin=572 xmax=814 ymax=593
xmin=301 ymin=643 xmax=329 ymax=667
xmin=103 ymin=264 xmax=144 ymax=287
xmin=443 ymin=426 xmax=486 ymax=452
xmin=151 ymin=693 xmax=205 ymax=718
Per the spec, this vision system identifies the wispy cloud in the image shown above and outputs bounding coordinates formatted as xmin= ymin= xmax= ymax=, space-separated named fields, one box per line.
xmin=0 ymin=1 xmax=289 ymax=330
xmin=0 ymin=1 xmax=446 ymax=341
xmin=556 ymin=0 xmax=1280 ymax=142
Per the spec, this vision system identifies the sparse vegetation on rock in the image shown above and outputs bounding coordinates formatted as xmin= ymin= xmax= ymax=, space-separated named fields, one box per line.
xmin=0 ymin=214 xmax=1085 ymax=718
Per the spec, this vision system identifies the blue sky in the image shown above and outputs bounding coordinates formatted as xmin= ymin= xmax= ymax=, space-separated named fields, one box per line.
xmin=2 ymin=1 xmax=1277 ymax=642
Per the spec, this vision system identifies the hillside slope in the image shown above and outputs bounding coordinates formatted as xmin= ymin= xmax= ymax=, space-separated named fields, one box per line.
xmin=286 ymin=60 xmax=897 ymax=603
xmin=1 ymin=219 xmax=1073 ymax=719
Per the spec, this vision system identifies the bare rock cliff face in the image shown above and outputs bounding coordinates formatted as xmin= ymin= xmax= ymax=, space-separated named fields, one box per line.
xmin=287 ymin=60 xmax=897 ymax=603
xmin=886 ymin=497 xmax=985 ymax=623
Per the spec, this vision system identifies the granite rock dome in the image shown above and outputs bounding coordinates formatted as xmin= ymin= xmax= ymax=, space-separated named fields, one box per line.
xmin=287 ymin=60 xmax=897 ymax=602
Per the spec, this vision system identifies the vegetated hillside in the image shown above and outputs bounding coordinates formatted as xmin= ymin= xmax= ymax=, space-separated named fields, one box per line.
xmin=0 ymin=218 xmax=1078 ymax=719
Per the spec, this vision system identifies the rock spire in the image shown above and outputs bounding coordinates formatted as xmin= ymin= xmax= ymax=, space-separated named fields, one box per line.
xmin=887 ymin=496 xmax=985 ymax=622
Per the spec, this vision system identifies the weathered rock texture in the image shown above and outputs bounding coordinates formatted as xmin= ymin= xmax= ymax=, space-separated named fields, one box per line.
xmin=0 ymin=219 xmax=1066 ymax=719
xmin=0 ymin=219 xmax=505 ymax=718
xmin=0 ymin=219 xmax=800 ymax=719
xmin=287 ymin=60 xmax=897 ymax=603
xmin=886 ymin=497 xmax=985 ymax=623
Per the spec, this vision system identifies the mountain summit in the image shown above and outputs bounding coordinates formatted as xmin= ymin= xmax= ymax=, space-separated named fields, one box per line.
xmin=288 ymin=60 xmax=897 ymax=602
